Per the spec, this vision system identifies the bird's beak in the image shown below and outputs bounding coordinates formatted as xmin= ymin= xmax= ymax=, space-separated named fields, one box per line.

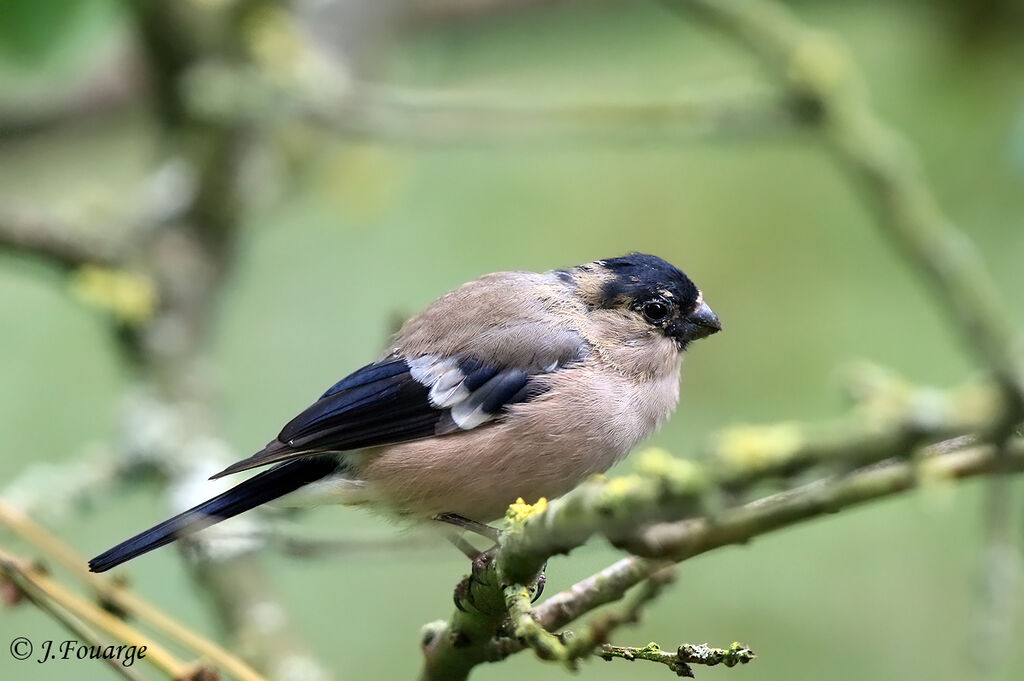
xmin=672 ymin=301 xmax=722 ymax=344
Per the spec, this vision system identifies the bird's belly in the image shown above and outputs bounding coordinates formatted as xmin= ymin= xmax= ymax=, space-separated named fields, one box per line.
xmin=348 ymin=366 xmax=679 ymax=521
xmin=352 ymin=427 xmax=625 ymax=522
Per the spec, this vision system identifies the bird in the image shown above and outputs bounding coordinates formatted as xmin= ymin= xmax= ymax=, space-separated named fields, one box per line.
xmin=89 ymin=253 xmax=721 ymax=573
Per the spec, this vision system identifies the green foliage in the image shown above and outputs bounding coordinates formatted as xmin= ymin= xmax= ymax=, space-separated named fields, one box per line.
xmin=0 ymin=0 xmax=118 ymax=71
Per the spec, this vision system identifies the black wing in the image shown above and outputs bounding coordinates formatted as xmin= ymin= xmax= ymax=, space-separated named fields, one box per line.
xmin=210 ymin=355 xmax=551 ymax=479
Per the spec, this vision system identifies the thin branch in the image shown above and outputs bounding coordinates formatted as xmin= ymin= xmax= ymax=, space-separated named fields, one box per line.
xmin=327 ymin=82 xmax=804 ymax=145
xmin=184 ymin=63 xmax=805 ymax=146
xmin=673 ymin=0 xmax=1024 ymax=407
xmin=505 ymin=584 xmax=569 ymax=664
xmin=0 ymin=45 xmax=143 ymax=142
xmin=0 ymin=549 xmax=204 ymax=680
xmin=535 ymin=556 xmax=670 ymax=633
xmin=219 ymin=528 xmax=440 ymax=559
xmin=533 ymin=437 xmax=1024 ymax=629
xmin=563 ymin=568 xmax=677 ymax=662
xmin=2 ymin=562 xmax=147 ymax=681
xmin=671 ymin=0 xmax=1024 ymax=667
xmin=0 ymin=211 xmax=124 ymax=269
xmin=124 ymin=3 xmax=332 ymax=678
xmin=0 ymin=499 xmax=270 ymax=681
xmin=406 ymin=0 xmax=581 ymax=24
xmin=1 ymin=450 xmax=134 ymax=522
xmin=598 ymin=641 xmax=755 ymax=677
xmin=421 ymin=435 xmax=1024 ymax=680
xmin=498 ymin=378 xmax=1002 ymax=586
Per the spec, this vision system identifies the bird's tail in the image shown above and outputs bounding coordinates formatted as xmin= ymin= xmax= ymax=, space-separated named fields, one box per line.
xmin=88 ymin=456 xmax=339 ymax=573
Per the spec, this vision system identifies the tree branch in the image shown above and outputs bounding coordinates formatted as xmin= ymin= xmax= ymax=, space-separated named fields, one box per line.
xmin=0 ymin=549 xmax=209 ymax=680
xmin=598 ymin=641 xmax=755 ymax=677
xmin=0 ymin=499 xmax=269 ymax=681
xmin=322 ymin=82 xmax=804 ymax=146
xmin=184 ymin=63 xmax=806 ymax=146
xmin=672 ymin=0 xmax=1024 ymax=408
xmin=0 ymin=558 xmax=148 ymax=681
xmin=421 ymin=417 xmax=1024 ymax=679
xmin=0 ymin=211 xmax=125 ymax=270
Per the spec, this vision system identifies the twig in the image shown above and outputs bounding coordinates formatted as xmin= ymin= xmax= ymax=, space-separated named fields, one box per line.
xmin=563 ymin=568 xmax=676 ymax=662
xmin=673 ymin=0 xmax=1024 ymax=409
xmin=598 ymin=641 xmax=755 ymax=677
xmin=420 ymin=436 xmax=1024 ymax=679
xmin=2 ymin=561 xmax=147 ymax=681
xmin=704 ymin=366 xmax=997 ymax=488
xmin=0 ymin=549 xmax=204 ymax=680
xmin=0 ymin=499 xmax=270 ymax=681
xmin=0 ymin=211 xmax=124 ymax=269
xmin=326 ymin=82 xmax=803 ymax=145
xmin=505 ymin=584 xmax=570 ymax=664
xmin=185 ymin=64 xmax=805 ymax=146
xmin=0 ymin=45 xmax=143 ymax=142
xmin=1 ymin=450 xmax=134 ymax=522
xmin=125 ymin=3 xmax=331 ymax=678
xmin=536 ymin=437 xmax=1024 ymax=628
xmin=498 ymin=379 xmax=1002 ymax=586
xmin=535 ymin=555 xmax=670 ymax=632
xmin=672 ymin=0 xmax=1024 ymax=667
xmin=220 ymin=528 xmax=440 ymax=558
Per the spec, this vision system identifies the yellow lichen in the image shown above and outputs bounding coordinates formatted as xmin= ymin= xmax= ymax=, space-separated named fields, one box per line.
xmin=604 ymin=476 xmax=642 ymax=497
xmin=70 ymin=266 xmax=157 ymax=326
xmin=714 ymin=423 xmax=803 ymax=474
xmin=634 ymin=447 xmax=675 ymax=472
xmin=634 ymin=447 xmax=707 ymax=492
xmin=505 ymin=497 xmax=548 ymax=525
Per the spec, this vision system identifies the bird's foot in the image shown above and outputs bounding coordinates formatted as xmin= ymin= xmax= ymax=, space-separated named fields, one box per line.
xmin=441 ymin=515 xmax=547 ymax=611
xmin=531 ymin=561 xmax=548 ymax=603
xmin=453 ymin=545 xmax=504 ymax=614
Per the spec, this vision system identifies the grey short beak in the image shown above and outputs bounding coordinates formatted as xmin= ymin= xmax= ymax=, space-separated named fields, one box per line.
xmin=674 ymin=301 xmax=722 ymax=344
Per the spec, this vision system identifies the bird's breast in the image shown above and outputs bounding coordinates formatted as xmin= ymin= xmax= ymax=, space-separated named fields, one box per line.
xmin=348 ymin=358 xmax=682 ymax=521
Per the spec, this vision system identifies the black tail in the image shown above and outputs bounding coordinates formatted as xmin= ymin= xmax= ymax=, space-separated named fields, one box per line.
xmin=88 ymin=456 xmax=339 ymax=573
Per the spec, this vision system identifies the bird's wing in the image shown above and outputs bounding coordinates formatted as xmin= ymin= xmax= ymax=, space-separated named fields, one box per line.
xmin=210 ymin=353 xmax=575 ymax=479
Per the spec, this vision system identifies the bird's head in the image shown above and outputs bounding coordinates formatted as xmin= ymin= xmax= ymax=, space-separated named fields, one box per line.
xmin=569 ymin=253 xmax=721 ymax=350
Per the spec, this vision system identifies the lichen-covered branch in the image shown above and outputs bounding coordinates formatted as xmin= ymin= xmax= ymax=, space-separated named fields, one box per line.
xmin=670 ymin=0 xmax=1024 ymax=667
xmin=2 ymin=450 xmax=135 ymax=522
xmin=100 ymin=3 xmax=331 ymax=679
xmin=674 ymin=0 xmax=1023 ymax=406
xmin=3 ymin=2 xmax=1022 ymax=681
xmin=308 ymin=82 xmax=803 ymax=146
xmin=498 ymin=376 xmax=1001 ymax=585
xmin=420 ymin=418 xmax=1024 ymax=679
xmin=598 ymin=641 xmax=755 ymax=677
xmin=0 ymin=211 xmax=125 ymax=270
xmin=535 ymin=555 xmax=671 ymax=633
xmin=184 ymin=59 xmax=804 ymax=146
xmin=560 ymin=568 xmax=676 ymax=663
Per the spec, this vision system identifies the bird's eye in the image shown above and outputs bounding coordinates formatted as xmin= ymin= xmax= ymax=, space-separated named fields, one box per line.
xmin=641 ymin=301 xmax=670 ymax=323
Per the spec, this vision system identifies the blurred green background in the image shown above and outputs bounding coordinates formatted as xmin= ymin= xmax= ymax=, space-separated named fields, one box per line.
xmin=1 ymin=1 xmax=1023 ymax=680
